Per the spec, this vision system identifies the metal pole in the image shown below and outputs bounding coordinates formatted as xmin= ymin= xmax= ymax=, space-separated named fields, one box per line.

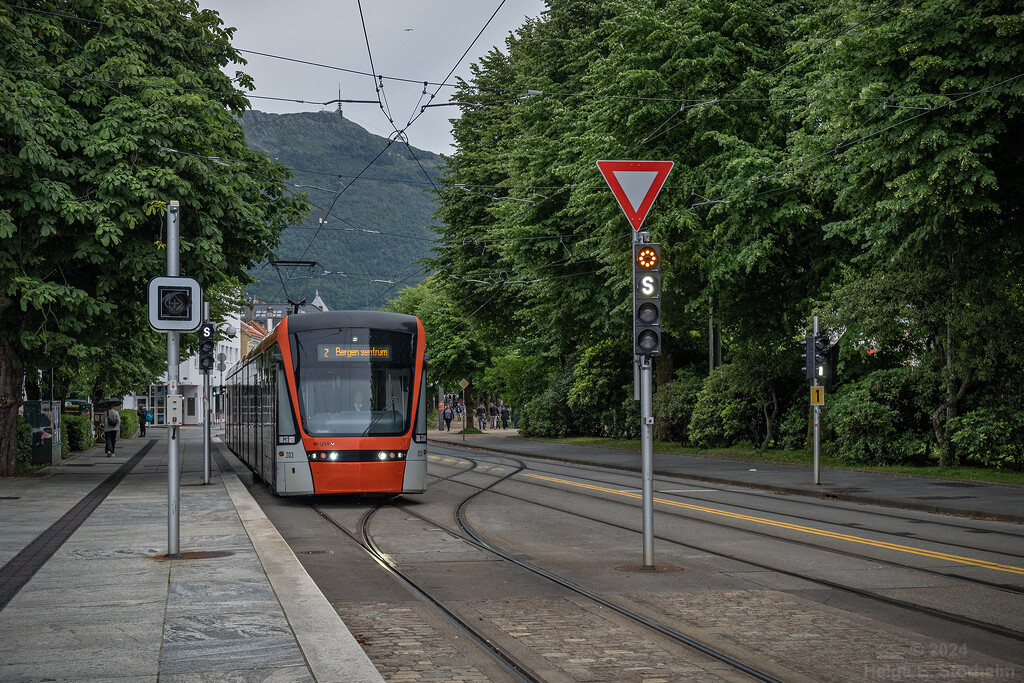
xmin=202 ymin=303 xmax=211 ymax=485
xmin=166 ymin=200 xmax=182 ymax=557
xmin=640 ymin=354 xmax=655 ymax=570
xmin=812 ymin=315 xmax=821 ymax=486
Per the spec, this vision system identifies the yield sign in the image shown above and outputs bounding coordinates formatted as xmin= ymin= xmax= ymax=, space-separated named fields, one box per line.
xmin=596 ymin=160 xmax=674 ymax=231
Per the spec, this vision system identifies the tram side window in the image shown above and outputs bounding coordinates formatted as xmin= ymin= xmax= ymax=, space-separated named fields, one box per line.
xmin=277 ymin=363 xmax=296 ymax=440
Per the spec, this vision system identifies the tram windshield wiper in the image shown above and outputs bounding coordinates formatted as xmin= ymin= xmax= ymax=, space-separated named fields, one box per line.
xmin=361 ymin=397 xmax=398 ymax=436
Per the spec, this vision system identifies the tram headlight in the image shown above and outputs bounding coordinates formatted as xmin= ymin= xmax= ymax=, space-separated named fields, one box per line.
xmin=377 ymin=451 xmax=388 ymax=461
xmin=329 ymin=451 xmax=339 ymax=461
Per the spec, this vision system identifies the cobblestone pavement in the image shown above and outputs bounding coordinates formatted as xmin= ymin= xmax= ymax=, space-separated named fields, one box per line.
xmin=629 ymin=590 xmax=1020 ymax=682
xmin=337 ymin=603 xmax=493 ymax=682
xmin=339 ymin=596 xmax=758 ymax=682
xmin=337 ymin=589 xmax=1021 ymax=682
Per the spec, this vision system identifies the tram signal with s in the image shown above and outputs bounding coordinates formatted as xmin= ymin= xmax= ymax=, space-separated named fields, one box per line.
xmin=633 ymin=243 xmax=662 ymax=356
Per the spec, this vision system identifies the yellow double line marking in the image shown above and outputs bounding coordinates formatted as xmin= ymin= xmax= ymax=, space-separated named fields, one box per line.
xmin=523 ymin=473 xmax=1024 ymax=576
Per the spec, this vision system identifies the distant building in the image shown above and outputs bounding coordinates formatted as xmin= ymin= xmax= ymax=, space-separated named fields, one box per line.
xmin=136 ymin=312 xmax=242 ymax=427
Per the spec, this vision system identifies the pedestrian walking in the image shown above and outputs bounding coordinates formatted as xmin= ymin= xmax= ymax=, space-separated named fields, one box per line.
xmin=500 ymin=404 xmax=510 ymax=430
xmin=476 ymin=403 xmax=487 ymax=430
xmin=104 ymin=405 xmax=120 ymax=456
xmin=489 ymin=402 xmax=499 ymax=429
xmin=443 ymin=405 xmax=454 ymax=431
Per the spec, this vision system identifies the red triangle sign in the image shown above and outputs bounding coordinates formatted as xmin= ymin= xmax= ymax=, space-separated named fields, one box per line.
xmin=597 ymin=160 xmax=674 ymax=231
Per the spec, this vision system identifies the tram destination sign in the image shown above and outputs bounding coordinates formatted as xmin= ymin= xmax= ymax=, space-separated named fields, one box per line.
xmin=318 ymin=344 xmax=391 ymax=361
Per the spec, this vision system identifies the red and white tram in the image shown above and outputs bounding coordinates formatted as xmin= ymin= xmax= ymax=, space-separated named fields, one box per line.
xmin=224 ymin=311 xmax=428 ymax=495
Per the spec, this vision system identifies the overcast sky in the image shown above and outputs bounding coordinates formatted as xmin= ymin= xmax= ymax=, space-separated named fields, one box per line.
xmin=198 ymin=1 xmax=548 ymax=155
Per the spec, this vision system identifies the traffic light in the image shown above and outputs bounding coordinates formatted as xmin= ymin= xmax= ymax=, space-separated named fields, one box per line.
xmin=198 ymin=322 xmax=215 ymax=372
xmin=159 ymin=286 xmax=193 ymax=321
xmin=801 ymin=335 xmax=815 ymax=379
xmin=633 ymin=242 xmax=661 ymax=356
xmin=813 ymin=334 xmax=829 ymax=380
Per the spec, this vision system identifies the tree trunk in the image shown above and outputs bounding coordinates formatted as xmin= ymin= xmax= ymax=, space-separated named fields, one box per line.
xmin=0 ymin=341 xmax=26 ymax=476
xmin=708 ymin=295 xmax=721 ymax=374
xmin=760 ymin=384 xmax=778 ymax=451
xmin=932 ymin=375 xmax=970 ymax=467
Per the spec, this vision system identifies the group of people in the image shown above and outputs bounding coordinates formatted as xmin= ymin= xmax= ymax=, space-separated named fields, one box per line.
xmin=437 ymin=398 xmax=512 ymax=432
xmin=475 ymin=400 xmax=511 ymax=431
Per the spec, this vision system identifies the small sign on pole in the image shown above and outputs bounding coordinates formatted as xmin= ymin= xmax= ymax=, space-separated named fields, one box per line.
xmin=811 ymin=386 xmax=824 ymax=405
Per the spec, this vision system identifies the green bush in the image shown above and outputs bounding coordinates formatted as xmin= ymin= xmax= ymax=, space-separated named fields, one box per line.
xmin=120 ymin=409 xmax=139 ymax=437
xmin=598 ymin=397 xmax=640 ymax=440
xmin=824 ymin=367 xmax=937 ymax=465
xmin=950 ymin=406 xmax=1024 ymax=470
xmin=16 ymin=415 xmax=32 ymax=466
xmin=62 ymin=414 xmax=95 ymax=452
xmin=520 ymin=364 xmax=591 ymax=438
xmin=60 ymin=418 xmax=69 ymax=459
xmin=653 ymin=367 xmax=704 ymax=444
xmin=777 ymin=401 xmax=810 ymax=451
xmin=688 ymin=364 xmax=763 ymax=449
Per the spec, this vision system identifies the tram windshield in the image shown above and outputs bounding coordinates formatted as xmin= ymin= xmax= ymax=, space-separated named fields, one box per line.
xmin=292 ymin=327 xmax=416 ymax=437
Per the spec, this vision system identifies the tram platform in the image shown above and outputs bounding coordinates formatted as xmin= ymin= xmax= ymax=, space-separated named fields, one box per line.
xmin=0 ymin=427 xmax=384 ymax=683
xmin=430 ymin=428 xmax=1024 ymax=525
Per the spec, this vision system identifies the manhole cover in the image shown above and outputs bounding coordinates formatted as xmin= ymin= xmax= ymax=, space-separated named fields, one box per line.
xmin=151 ymin=551 xmax=235 ymax=561
xmin=615 ymin=565 xmax=683 ymax=573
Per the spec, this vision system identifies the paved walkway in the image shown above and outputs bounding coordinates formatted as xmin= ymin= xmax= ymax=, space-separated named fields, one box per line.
xmin=430 ymin=429 xmax=1024 ymax=524
xmin=0 ymin=427 xmax=383 ymax=683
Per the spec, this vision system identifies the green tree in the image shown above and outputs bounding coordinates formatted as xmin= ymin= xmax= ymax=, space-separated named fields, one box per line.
xmin=0 ymin=1 xmax=309 ymax=475
xmin=789 ymin=0 xmax=1024 ymax=463
xmin=383 ymin=278 xmax=489 ymax=397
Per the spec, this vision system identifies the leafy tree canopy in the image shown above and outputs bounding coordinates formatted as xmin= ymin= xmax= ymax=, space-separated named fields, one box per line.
xmin=0 ymin=0 xmax=310 ymax=474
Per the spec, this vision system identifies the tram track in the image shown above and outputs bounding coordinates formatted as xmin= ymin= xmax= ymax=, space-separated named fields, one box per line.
xmin=310 ymin=496 xmax=544 ymax=683
xmin=310 ymin=462 xmax=786 ymax=682
xmin=430 ymin=445 xmax=1024 ymax=586
xmin=429 ymin=449 xmax=1024 ymax=646
xmin=430 ymin=443 xmax=1024 ymax=559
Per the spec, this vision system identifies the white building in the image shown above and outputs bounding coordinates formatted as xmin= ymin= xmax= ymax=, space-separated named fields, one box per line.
xmin=138 ymin=313 xmax=243 ymax=426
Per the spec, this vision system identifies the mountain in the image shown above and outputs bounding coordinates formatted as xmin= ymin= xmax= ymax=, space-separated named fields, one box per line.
xmin=239 ymin=110 xmax=445 ymax=311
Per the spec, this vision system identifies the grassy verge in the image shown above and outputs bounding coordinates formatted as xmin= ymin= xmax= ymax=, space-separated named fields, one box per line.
xmin=535 ymin=436 xmax=1024 ymax=486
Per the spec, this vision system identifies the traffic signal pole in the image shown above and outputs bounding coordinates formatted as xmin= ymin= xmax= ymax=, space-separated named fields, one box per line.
xmin=202 ymin=303 xmax=211 ymax=485
xmin=633 ymin=232 xmax=659 ymax=570
xmin=598 ymin=160 xmax=673 ymax=572
xmin=639 ymin=354 xmax=655 ymax=570
xmin=166 ymin=201 xmax=182 ymax=558
xmin=813 ymin=315 xmax=821 ymax=485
